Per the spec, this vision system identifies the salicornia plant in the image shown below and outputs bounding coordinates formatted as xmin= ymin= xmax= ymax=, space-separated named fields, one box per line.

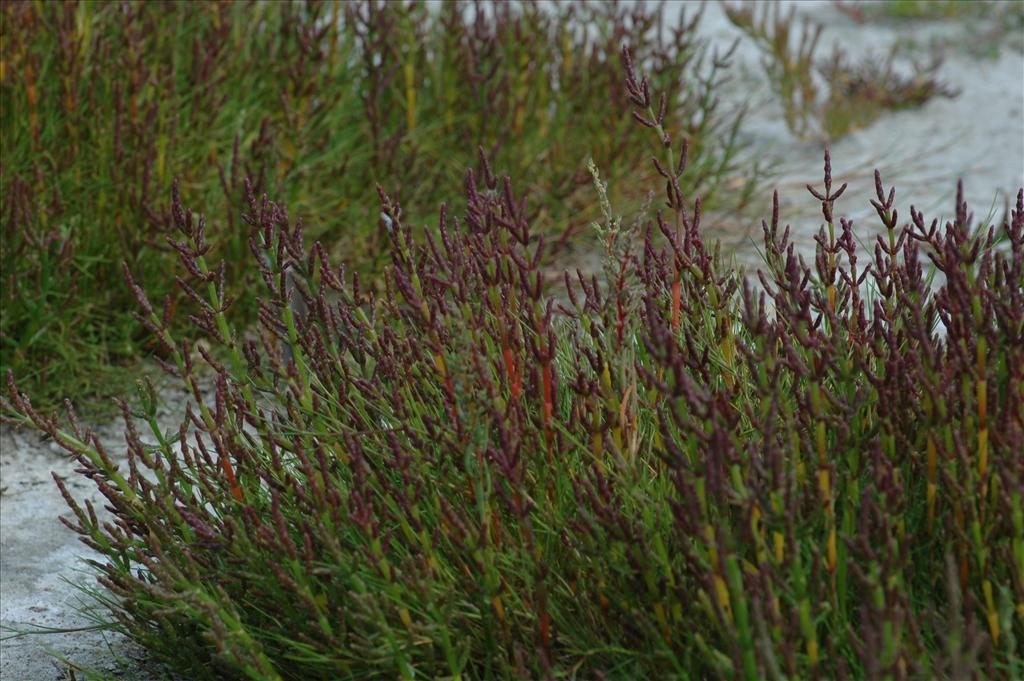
xmin=2 ymin=38 xmax=1022 ymax=681
xmin=723 ymin=1 xmax=957 ymax=140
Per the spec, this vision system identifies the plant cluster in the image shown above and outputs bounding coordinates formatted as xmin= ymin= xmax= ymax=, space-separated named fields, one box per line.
xmin=723 ymin=2 xmax=957 ymax=140
xmin=817 ymin=48 xmax=957 ymax=141
xmin=0 ymin=0 xmax=754 ymax=407
xmin=5 ymin=46 xmax=1023 ymax=680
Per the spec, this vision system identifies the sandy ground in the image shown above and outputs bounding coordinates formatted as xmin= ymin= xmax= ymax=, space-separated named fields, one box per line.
xmin=2 ymin=2 xmax=1022 ymax=678
xmin=1 ymin=388 xmax=190 ymax=680
xmin=1 ymin=426 xmax=158 ymax=681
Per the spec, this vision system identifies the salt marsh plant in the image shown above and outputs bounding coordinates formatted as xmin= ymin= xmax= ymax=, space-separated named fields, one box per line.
xmin=4 ymin=44 xmax=1023 ymax=680
xmin=0 ymin=0 xmax=753 ymax=407
xmin=723 ymin=1 xmax=957 ymax=140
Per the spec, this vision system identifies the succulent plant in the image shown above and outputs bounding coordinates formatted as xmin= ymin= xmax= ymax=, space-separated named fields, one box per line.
xmin=4 ymin=43 xmax=1022 ymax=680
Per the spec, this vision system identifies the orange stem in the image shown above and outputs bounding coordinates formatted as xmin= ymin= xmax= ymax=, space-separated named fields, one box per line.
xmin=220 ymin=456 xmax=244 ymax=502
